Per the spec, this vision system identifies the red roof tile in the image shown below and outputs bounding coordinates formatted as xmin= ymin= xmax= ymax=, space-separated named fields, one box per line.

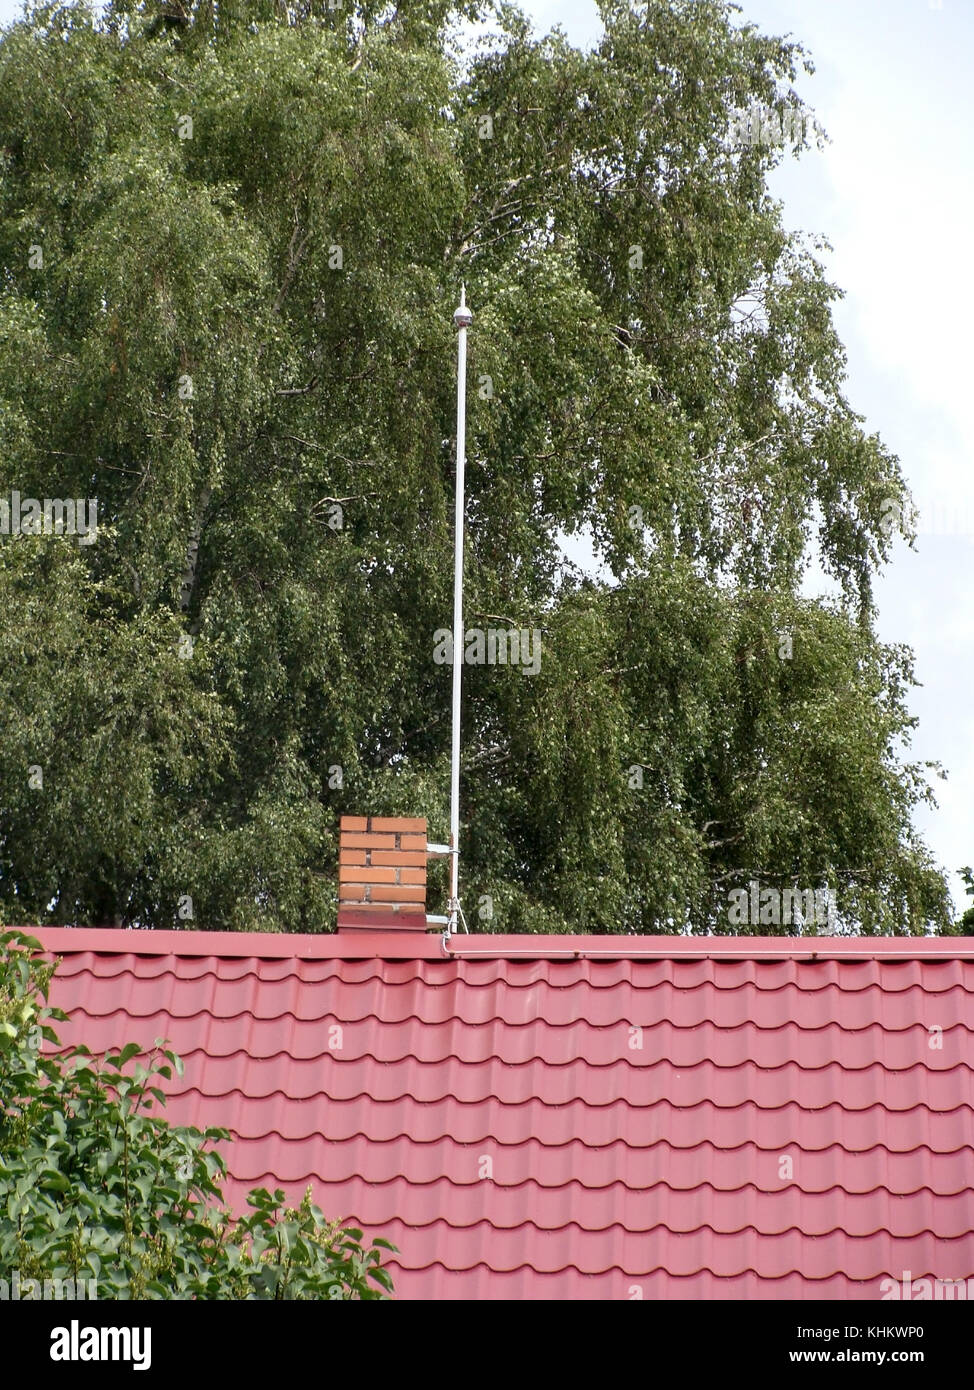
xmin=29 ymin=927 xmax=974 ymax=1300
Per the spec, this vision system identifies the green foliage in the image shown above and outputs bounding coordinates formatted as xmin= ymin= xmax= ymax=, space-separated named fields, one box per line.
xmin=0 ymin=0 xmax=952 ymax=933
xmin=0 ymin=930 xmax=395 ymax=1297
xmin=946 ymin=869 xmax=974 ymax=936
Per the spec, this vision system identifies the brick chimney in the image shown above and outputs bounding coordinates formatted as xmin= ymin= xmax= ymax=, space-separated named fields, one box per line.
xmin=337 ymin=815 xmax=431 ymax=933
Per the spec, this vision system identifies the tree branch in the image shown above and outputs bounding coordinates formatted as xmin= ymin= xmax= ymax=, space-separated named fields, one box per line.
xmin=272 ymin=218 xmax=311 ymax=317
xmin=275 ymin=377 xmax=319 ymax=396
xmin=179 ymin=485 xmax=211 ymax=614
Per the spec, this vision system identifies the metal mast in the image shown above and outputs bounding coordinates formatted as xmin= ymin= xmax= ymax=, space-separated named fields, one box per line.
xmin=448 ymin=286 xmax=472 ymax=932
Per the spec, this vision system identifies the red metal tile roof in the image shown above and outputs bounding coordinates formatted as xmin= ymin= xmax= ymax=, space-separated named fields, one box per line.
xmin=29 ymin=927 xmax=974 ymax=1299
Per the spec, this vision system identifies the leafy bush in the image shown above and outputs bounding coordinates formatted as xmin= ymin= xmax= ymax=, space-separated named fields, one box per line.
xmin=0 ymin=930 xmax=394 ymax=1298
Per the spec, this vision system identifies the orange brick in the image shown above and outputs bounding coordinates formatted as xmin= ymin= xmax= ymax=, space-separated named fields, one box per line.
xmin=339 ymin=864 xmax=397 ymax=884
xmin=342 ymin=832 xmax=398 ymax=850
xmin=340 ymin=883 xmax=429 ymax=903
xmin=372 ymin=850 xmax=426 ymax=867
xmin=399 ymin=834 xmax=426 ymax=851
xmin=399 ymin=868 xmax=427 ymax=885
xmin=338 ymin=901 xmax=425 ymax=915
xmin=369 ymin=884 xmax=426 ymax=903
xmin=340 ymin=815 xmax=368 ymax=831
xmin=339 ymin=848 xmax=368 ymax=866
xmin=369 ymin=816 xmax=427 ymax=833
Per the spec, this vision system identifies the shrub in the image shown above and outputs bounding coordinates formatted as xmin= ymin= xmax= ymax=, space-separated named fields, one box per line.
xmin=0 ymin=930 xmax=394 ymax=1298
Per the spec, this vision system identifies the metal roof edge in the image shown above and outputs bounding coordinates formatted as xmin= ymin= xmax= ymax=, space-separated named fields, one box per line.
xmin=18 ymin=925 xmax=447 ymax=960
xmin=445 ymin=935 xmax=974 ymax=960
xmin=14 ymin=925 xmax=974 ymax=962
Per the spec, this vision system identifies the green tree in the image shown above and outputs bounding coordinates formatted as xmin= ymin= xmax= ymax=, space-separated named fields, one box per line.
xmin=944 ymin=869 xmax=974 ymax=935
xmin=0 ymin=930 xmax=395 ymax=1297
xmin=0 ymin=0 xmax=951 ymax=933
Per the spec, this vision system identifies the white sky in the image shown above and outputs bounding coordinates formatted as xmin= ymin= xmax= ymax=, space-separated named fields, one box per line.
xmin=1 ymin=0 xmax=970 ymax=913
